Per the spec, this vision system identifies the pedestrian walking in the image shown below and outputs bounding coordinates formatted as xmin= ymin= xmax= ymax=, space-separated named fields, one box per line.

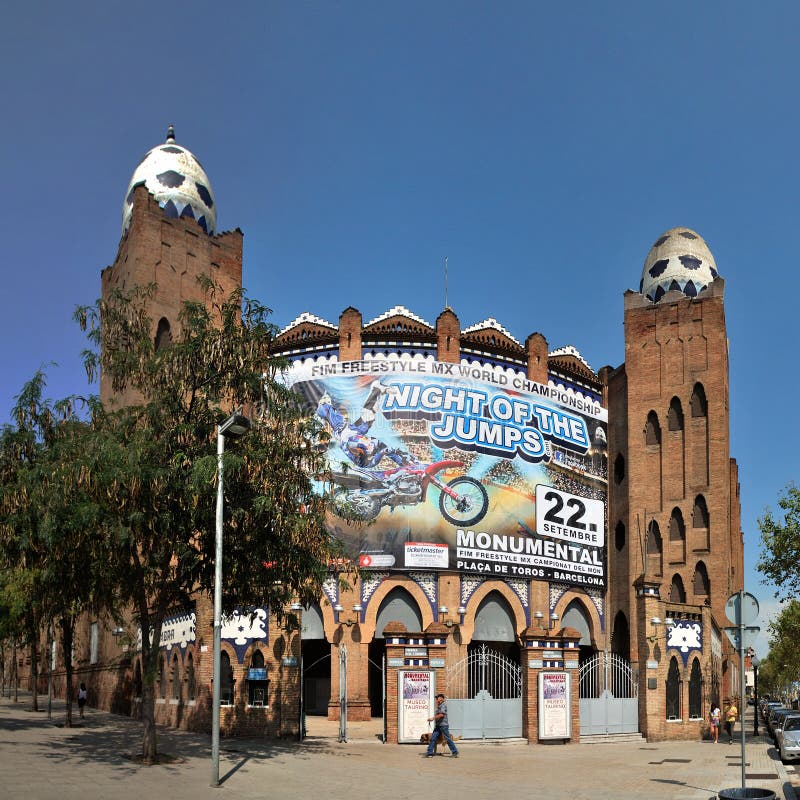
xmin=77 ymin=682 xmax=88 ymax=719
xmin=426 ymin=692 xmax=459 ymax=758
xmin=710 ymin=704 xmax=721 ymax=743
xmin=724 ymin=699 xmax=738 ymax=743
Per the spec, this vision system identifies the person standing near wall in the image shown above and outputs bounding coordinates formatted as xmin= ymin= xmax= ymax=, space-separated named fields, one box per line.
xmin=78 ymin=682 xmax=88 ymax=719
xmin=724 ymin=699 xmax=738 ymax=744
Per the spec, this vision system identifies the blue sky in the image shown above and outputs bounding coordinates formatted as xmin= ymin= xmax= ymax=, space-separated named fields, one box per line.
xmin=2 ymin=2 xmax=796 ymax=654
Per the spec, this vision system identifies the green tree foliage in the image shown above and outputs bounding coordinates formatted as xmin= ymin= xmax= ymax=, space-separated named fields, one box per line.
xmin=758 ymin=483 xmax=800 ymax=601
xmin=759 ymin=601 xmax=800 ymax=697
xmin=75 ymin=279 xmax=345 ymax=762
xmin=0 ymin=373 xmax=117 ymax=724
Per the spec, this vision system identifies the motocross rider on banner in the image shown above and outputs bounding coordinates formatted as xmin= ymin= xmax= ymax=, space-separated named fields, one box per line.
xmin=316 ymin=380 xmax=410 ymax=469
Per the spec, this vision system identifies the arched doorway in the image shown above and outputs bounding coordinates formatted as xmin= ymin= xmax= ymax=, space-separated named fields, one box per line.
xmin=301 ymin=603 xmax=330 ymax=716
xmin=447 ymin=591 xmax=522 ymax=739
xmin=370 ymin=588 xmax=423 ymax=717
xmin=577 ymin=601 xmax=638 ymax=736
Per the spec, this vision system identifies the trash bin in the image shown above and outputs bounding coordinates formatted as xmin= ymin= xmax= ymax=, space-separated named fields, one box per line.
xmin=718 ymin=789 xmax=777 ymax=800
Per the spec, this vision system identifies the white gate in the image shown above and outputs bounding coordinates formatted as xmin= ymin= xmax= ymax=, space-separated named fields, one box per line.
xmin=446 ymin=644 xmax=522 ymax=739
xmin=579 ymin=652 xmax=639 ymax=735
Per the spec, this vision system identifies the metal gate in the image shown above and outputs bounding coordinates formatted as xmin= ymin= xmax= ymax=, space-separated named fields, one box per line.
xmin=446 ymin=644 xmax=522 ymax=739
xmin=579 ymin=652 xmax=639 ymax=735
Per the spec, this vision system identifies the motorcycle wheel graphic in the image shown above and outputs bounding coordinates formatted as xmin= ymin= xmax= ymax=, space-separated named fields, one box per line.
xmin=438 ymin=476 xmax=489 ymax=527
xmin=332 ymin=488 xmax=381 ymax=522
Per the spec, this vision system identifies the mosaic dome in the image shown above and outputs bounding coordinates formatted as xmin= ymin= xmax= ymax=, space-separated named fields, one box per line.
xmin=122 ymin=126 xmax=216 ymax=235
xmin=640 ymin=227 xmax=719 ymax=303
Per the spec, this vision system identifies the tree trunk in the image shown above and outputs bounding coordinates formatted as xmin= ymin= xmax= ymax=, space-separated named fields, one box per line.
xmin=12 ymin=640 xmax=18 ymax=703
xmin=61 ymin=617 xmax=74 ymax=728
xmin=29 ymin=616 xmax=39 ymax=712
xmin=139 ymin=614 xmax=163 ymax=763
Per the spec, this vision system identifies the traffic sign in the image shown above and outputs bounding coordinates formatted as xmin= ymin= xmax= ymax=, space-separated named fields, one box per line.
xmin=723 ymin=625 xmax=760 ymax=652
xmin=725 ymin=592 xmax=759 ymax=626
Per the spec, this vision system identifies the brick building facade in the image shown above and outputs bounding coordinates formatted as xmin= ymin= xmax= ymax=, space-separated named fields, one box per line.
xmin=7 ymin=130 xmax=744 ymax=744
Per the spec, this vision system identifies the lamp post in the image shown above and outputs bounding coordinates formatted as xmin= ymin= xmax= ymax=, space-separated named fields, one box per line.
xmin=211 ymin=411 xmax=251 ymax=788
xmin=751 ymin=654 xmax=760 ymax=737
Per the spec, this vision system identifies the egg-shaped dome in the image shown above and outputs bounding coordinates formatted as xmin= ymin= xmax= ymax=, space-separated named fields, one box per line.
xmin=640 ymin=227 xmax=719 ymax=303
xmin=122 ymin=126 xmax=216 ymax=235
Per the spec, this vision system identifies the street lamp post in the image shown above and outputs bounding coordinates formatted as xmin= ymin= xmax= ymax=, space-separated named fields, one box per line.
xmin=211 ymin=411 xmax=251 ymax=788
xmin=751 ymin=654 xmax=760 ymax=737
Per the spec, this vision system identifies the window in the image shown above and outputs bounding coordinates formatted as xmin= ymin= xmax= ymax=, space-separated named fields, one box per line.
xmin=668 ymin=397 xmax=684 ymax=431
xmin=688 ymin=658 xmax=703 ymax=719
xmin=693 ymin=562 xmax=710 ymax=597
xmin=614 ymin=453 xmax=625 ymax=484
xmin=248 ymin=650 xmax=269 ymax=707
xmin=690 ymin=383 xmax=707 ymax=418
xmin=615 ymin=521 xmax=626 ymax=551
xmin=645 ymin=411 xmax=661 ymax=446
xmin=693 ymin=495 xmax=709 ymax=528
xmin=171 ymin=653 xmax=181 ymax=701
xmin=646 ymin=521 xmax=662 ymax=554
xmin=220 ymin=651 xmax=234 ymax=705
xmin=669 ymin=508 xmax=686 ymax=541
xmin=90 ymin=622 xmax=99 ymax=664
xmin=186 ymin=653 xmax=196 ymax=701
xmin=666 ymin=657 xmax=681 ymax=720
xmin=669 ymin=574 xmax=686 ymax=603
xmin=154 ymin=317 xmax=172 ymax=351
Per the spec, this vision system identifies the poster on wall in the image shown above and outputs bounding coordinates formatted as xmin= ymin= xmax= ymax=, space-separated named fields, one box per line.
xmin=538 ymin=671 xmax=571 ymax=740
xmin=285 ymin=356 xmax=607 ymax=589
xmin=398 ymin=670 xmax=435 ymax=743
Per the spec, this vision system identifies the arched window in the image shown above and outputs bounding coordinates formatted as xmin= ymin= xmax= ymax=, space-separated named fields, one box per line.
xmin=614 ymin=453 xmax=625 ymax=484
xmin=693 ymin=561 xmax=710 ymax=597
xmin=158 ymin=654 xmax=165 ymax=699
xmin=668 ymin=397 xmax=684 ymax=431
xmin=186 ymin=653 xmax=196 ymax=701
xmin=645 ymin=411 xmax=662 ymax=445
xmin=615 ymin=521 xmax=626 ymax=551
xmin=646 ymin=521 xmax=662 ymax=554
xmin=154 ymin=317 xmax=172 ymax=351
xmin=666 ymin=656 xmax=682 ymax=720
xmin=693 ymin=495 xmax=709 ymax=528
xmin=669 ymin=574 xmax=686 ymax=603
xmin=375 ymin=587 xmax=423 ymax=638
xmin=171 ymin=652 xmax=181 ymax=701
xmin=688 ymin=658 xmax=703 ymax=719
xmin=690 ymin=383 xmax=707 ymax=418
xmin=248 ymin=649 xmax=268 ymax=706
xmin=669 ymin=508 xmax=686 ymax=541
xmin=612 ymin=611 xmax=630 ymax=661
xmin=646 ymin=520 xmax=663 ymax=576
xmin=473 ymin=592 xmax=517 ymax=643
xmin=220 ymin=651 xmax=234 ymax=705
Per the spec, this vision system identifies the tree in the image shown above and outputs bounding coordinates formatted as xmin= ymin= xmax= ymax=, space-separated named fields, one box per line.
xmin=758 ymin=483 xmax=800 ymax=601
xmin=0 ymin=374 xmax=117 ymax=725
xmin=75 ymin=279 xmax=346 ymax=762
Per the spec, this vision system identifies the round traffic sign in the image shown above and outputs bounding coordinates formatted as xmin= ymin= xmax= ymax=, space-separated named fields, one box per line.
xmin=725 ymin=592 xmax=759 ymax=625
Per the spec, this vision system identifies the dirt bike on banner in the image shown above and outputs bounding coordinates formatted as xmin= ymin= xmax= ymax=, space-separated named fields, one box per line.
xmin=327 ymin=457 xmax=489 ymax=525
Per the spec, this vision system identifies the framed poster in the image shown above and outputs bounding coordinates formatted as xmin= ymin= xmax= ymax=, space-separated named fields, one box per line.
xmin=538 ymin=671 xmax=571 ymax=740
xmin=398 ymin=670 xmax=434 ymax=743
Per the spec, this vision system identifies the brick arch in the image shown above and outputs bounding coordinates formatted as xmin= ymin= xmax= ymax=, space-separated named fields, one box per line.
xmin=360 ymin=576 xmax=434 ymax=641
xmin=457 ymin=580 xmax=526 ymax=643
xmin=550 ymin=591 xmax=603 ymax=650
xmin=242 ymin=641 xmax=268 ymax=667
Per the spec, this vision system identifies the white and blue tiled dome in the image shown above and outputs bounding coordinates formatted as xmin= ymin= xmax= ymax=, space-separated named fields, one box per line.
xmin=640 ymin=227 xmax=719 ymax=303
xmin=122 ymin=126 xmax=216 ymax=235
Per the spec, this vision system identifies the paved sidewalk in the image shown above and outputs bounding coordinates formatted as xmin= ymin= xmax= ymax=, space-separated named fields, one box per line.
xmin=0 ymin=694 xmax=796 ymax=800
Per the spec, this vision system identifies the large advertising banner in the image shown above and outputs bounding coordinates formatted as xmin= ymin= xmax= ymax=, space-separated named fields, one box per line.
xmin=286 ymin=356 xmax=607 ymax=588
xmin=398 ymin=670 xmax=435 ymax=743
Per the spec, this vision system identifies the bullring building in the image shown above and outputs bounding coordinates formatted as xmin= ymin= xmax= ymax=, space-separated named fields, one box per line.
xmin=40 ymin=129 xmax=745 ymax=744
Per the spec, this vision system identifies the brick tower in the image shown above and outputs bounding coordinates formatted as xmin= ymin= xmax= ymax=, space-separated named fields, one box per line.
xmin=100 ymin=126 xmax=242 ymax=407
xmin=607 ymin=227 xmax=744 ymax=733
